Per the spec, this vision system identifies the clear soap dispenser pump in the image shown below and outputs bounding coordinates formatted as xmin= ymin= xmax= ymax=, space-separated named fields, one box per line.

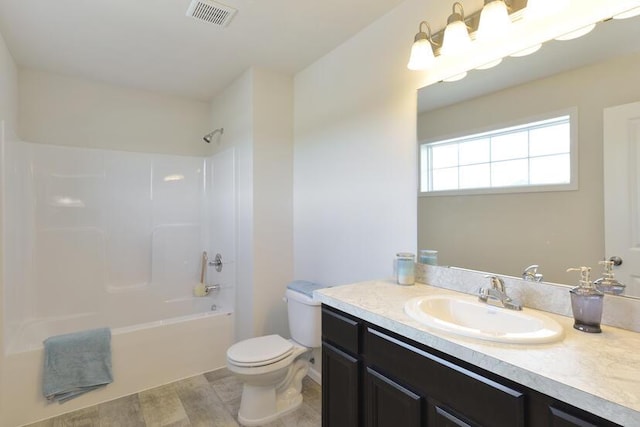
xmin=566 ymin=266 xmax=604 ymax=333
xmin=594 ymin=260 xmax=626 ymax=295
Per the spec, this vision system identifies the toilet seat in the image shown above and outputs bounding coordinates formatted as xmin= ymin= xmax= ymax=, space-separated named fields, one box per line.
xmin=227 ymin=335 xmax=294 ymax=367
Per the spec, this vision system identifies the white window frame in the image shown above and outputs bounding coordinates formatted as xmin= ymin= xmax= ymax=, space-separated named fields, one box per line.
xmin=418 ymin=108 xmax=579 ymax=197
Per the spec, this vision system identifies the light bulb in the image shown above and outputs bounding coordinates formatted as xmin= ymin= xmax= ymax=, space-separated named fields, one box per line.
xmin=477 ymin=0 xmax=511 ymax=42
xmin=441 ymin=21 xmax=471 ymax=57
xmin=407 ymin=38 xmax=435 ymax=70
xmin=441 ymin=3 xmax=471 ymax=57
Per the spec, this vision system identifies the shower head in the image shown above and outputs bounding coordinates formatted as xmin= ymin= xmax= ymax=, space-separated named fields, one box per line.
xmin=203 ymin=128 xmax=224 ymax=143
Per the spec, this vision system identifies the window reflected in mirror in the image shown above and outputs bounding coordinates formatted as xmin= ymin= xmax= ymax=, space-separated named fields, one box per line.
xmin=420 ymin=112 xmax=575 ymax=195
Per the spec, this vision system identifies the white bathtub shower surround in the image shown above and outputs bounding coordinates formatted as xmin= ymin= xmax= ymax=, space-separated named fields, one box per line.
xmin=0 ymin=138 xmax=237 ymax=426
xmin=2 ymin=139 xmax=237 ymax=356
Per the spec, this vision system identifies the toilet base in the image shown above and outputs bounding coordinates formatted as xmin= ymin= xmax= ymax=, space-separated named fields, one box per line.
xmin=236 ymin=357 xmax=309 ymax=426
xmin=238 ymin=389 xmax=302 ymax=426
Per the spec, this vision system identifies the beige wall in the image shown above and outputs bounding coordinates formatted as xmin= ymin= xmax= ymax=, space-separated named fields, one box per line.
xmin=292 ymin=0 xmax=445 ymax=287
xmin=252 ymin=69 xmax=294 ymax=338
xmin=417 ymin=52 xmax=640 ymax=283
xmin=18 ymin=69 xmax=211 ymax=156
xmin=209 ymin=68 xmax=294 ymax=342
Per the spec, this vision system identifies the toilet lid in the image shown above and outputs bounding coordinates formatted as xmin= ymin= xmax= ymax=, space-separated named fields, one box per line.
xmin=227 ymin=335 xmax=294 ymax=366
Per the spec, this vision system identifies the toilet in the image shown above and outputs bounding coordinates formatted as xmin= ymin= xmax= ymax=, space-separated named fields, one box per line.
xmin=226 ymin=281 xmax=324 ymax=426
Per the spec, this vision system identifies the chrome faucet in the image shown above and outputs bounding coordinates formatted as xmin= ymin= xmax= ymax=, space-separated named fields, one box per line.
xmin=522 ymin=264 xmax=543 ymax=282
xmin=479 ymin=275 xmax=522 ymax=310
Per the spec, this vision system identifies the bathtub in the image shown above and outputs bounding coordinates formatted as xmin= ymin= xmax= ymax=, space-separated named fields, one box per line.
xmin=0 ymin=298 xmax=234 ymax=427
xmin=6 ymin=293 xmax=230 ymax=354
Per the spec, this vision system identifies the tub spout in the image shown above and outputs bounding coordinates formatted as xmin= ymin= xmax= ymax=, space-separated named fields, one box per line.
xmin=193 ymin=283 xmax=221 ymax=297
xmin=204 ymin=284 xmax=220 ymax=294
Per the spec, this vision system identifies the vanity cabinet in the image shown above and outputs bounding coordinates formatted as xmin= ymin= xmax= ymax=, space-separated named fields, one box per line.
xmin=321 ymin=305 xmax=620 ymax=427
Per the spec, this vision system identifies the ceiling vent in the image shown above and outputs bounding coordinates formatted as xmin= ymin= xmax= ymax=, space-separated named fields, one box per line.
xmin=186 ymin=0 xmax=237 ymax=27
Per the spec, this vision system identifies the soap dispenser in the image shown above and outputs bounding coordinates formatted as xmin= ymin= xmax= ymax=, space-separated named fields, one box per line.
xmin=566 ymin=267 xmax=604 ymax=333
xmin=594 ymin=260 xmax=626 ymax=295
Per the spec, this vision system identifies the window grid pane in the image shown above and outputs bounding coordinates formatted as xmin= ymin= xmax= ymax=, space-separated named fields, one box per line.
xmin=491 ymin=131 xmax=528 ymax=162
xmin=421 ymin=115 xmax=572 ymax=193
xmin=459 ymin=138 xmax=490 ymax=165
xmin=459 ymin=163 xmax=490 ymax=189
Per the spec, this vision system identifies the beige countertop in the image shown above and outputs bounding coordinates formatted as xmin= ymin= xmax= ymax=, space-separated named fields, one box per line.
xmin=315 ymin=280 xmax=640 ymax=426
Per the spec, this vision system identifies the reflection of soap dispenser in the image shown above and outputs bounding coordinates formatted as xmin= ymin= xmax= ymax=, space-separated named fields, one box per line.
xmin=566 ymin=267 xmax=604 ymax=333
xmin=594 ymin=260 xmax=626 ymax=295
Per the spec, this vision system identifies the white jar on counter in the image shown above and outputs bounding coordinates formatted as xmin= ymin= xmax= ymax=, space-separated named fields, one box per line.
xmin=395 ymin=252 xmax=415 ymax=285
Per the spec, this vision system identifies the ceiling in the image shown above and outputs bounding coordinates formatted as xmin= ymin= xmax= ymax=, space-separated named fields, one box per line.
xmin=0 ymin=0 xmax=404 ymax=101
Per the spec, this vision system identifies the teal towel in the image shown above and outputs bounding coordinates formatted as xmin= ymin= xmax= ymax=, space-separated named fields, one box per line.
xmin=43 ymin=327 xmax=113 ymax=403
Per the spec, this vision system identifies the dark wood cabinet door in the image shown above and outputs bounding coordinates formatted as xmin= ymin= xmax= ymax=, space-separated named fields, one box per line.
xmin=365 ymin=367 xmax=423 ymax=427
xmin=322 ymin=342 xmax=361 ymax=427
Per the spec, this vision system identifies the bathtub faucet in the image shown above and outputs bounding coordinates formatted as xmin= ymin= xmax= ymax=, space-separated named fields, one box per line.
xmin=203 ymin=284 xmax=221 ymax=295
xmin=194 ymin=283 xmax=221 ymax=297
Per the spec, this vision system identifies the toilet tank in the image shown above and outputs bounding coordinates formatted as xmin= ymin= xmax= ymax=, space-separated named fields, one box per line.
xmin=285 ymin=288 xmax=322 ymax=348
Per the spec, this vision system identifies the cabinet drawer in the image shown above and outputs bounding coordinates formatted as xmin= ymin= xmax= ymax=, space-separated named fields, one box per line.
xmin=322 ymin=306 xmax=361 ymax=355
xmin=364 ymin=327 xmax=525 ymax=427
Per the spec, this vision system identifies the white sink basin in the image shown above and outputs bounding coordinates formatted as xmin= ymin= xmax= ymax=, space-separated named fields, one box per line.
xmin=404 ymin=294 xmax=564 ymax=344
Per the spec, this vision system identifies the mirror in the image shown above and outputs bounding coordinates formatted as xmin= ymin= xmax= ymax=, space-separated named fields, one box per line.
xmin=417 ymin=15 xmax=640 ymax=298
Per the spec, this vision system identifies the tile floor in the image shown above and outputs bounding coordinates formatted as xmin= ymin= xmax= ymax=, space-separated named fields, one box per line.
xmin=26 ymin=369 xmax=321 ymax=427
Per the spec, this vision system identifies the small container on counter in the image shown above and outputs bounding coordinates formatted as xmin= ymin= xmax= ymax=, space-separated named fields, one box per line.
xmin=418 ymin=249 xmax=438 ymax=265
xmin=395 ymin=252 xmax=416 ymax=285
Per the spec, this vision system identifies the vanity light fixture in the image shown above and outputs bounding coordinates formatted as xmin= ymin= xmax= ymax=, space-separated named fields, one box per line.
xmin=407 ymin=21 xmax=437 ymax=71
xmin=406 ymin=0 xmax=640 ymax=83
xmin=441 ymin=2 xmax=471 ymax=57
xmin=406 ymin=0 xmax=521 ymax=73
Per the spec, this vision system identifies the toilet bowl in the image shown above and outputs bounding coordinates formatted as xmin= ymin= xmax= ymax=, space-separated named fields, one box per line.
xmin=226 ymin=282 xmax=324 ymax=426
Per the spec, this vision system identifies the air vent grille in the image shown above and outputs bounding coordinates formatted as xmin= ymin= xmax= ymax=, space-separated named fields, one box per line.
xmin=186 ymin=0 xmax=237 ymax=27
